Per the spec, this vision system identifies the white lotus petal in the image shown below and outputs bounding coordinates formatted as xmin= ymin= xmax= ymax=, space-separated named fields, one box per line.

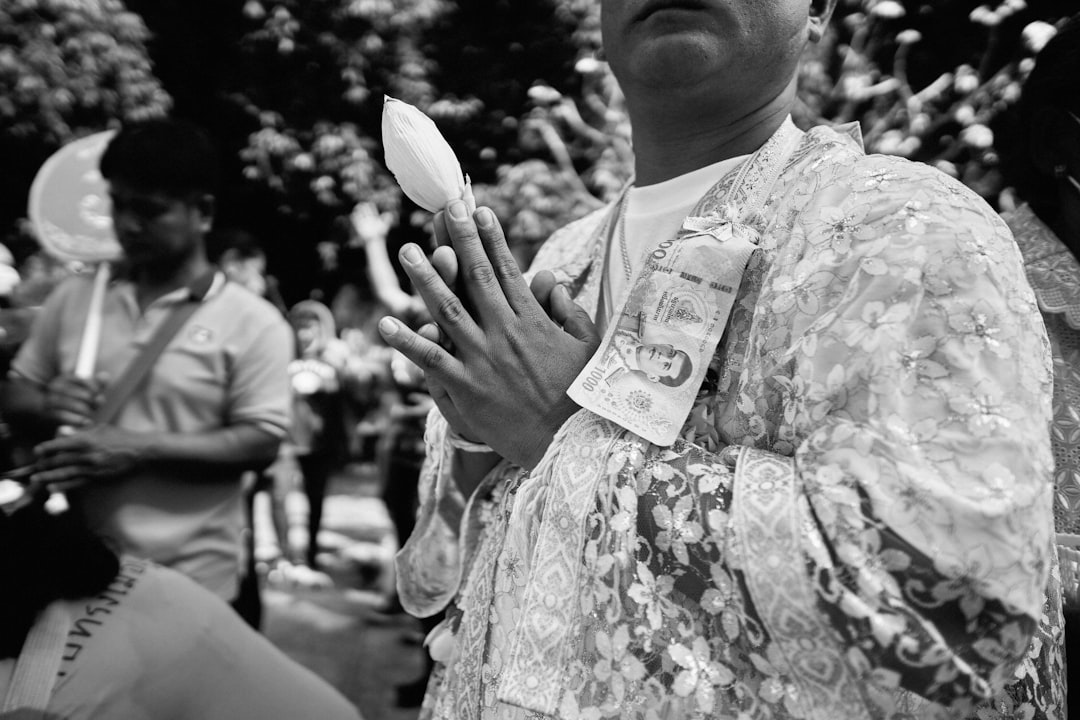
xmin=382 ymin=96 xmax=469 ymax=213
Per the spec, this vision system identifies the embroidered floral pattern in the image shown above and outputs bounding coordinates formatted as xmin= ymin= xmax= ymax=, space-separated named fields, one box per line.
xmin=1004 ymin=205 xmax=1080 ymax=544
xmin=397 ymin=126 xmax=1064 ymax=720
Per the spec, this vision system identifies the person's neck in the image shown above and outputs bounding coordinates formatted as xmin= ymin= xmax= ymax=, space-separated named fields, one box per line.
xmin=133 ymin=254 xmax=212 ymax=310
xmin=627 ymin=82 xmax=797 ymax=187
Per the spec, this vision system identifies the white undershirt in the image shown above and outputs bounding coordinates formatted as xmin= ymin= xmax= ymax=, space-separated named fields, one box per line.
xmin=606 ymin=154 xmax=749 ymax=312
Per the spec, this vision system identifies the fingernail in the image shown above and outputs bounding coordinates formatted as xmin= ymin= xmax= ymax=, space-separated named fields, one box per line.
xmin=378 ymin=317 xmax=399 ymax=336
xmin=401 ymin=244 xmax=423 ymax=265
xmin=475 ymin=207 xmax=494 ymax=228
xmin=448 ymin=200 xmax=468 ymax=220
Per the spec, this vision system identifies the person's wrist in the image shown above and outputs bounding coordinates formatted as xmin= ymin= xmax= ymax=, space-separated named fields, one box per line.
xmin=520 ymin=402 xmax=580 ymax=470
xmin=134 ymin=434 xmax=158 ymax=466
xmin=520 ymin=432 xmax=556 ymax=471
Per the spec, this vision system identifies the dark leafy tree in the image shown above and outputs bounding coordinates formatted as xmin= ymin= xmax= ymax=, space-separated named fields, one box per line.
xmin=0 ymin=0 xmax=169 ymax=261
xmin=6 ymin=0 xmax=1079 ymax=297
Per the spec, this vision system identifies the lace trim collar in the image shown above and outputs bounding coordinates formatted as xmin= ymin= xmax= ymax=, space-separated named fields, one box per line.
xmin=1004 ymin=203 xmax=1080 ymax=330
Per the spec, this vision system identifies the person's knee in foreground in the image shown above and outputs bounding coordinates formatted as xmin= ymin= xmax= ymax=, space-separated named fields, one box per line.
xmin=1 ymin=118 xmax=293 ymax=628
xmin=0 ymin=482 xmax=363 ymax=719
xmin=379 ymin=1 xmax=1064 ymax=718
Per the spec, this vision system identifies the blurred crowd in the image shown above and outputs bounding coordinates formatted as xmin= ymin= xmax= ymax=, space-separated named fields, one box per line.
xmin=0 ymin=201 xmax=433 ymax=597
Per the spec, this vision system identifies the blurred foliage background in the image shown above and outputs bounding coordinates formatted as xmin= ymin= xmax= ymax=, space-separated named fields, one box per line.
xmin=0 ymin=0 xmax=1076 ymax=304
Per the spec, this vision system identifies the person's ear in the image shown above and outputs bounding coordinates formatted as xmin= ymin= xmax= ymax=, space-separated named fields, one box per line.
xmin=808 ymin=0 xmax=838 ymax=43
xmin=195 ymin=194 xmax=216 ymax=232
xmin=647 ymin=372 xmax=659 ymax=383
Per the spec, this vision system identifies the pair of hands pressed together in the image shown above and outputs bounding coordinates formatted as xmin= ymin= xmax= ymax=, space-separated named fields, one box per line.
xmin=377 ymin=199 xmax=601 ymax=470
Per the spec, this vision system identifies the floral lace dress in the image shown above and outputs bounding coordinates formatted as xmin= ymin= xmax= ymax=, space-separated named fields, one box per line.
xmin=397 ymin=125 xmax=1066 ymax=720
xmin=1004 ymin=204 xmax=1080 ymax=541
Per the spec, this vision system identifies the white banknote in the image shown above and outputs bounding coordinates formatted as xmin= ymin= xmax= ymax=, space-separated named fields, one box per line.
xmin=567 ymin=223 xmax=758 ymax=446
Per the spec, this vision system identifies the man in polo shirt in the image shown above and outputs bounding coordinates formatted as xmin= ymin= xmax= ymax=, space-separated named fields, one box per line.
xmin=2 ymin=119 xmax=293 ymax=621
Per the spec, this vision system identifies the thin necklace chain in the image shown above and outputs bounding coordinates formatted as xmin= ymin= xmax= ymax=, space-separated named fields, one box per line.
xmin=616 ymin=194 xmax=633 ymax=280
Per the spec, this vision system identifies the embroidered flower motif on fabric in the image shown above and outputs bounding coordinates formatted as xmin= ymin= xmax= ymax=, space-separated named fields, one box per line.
xmin=398 ymin=126 xmax=1063 ymax=720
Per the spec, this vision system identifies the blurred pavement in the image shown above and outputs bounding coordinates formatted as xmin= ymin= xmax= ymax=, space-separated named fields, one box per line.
xmin=256 ymin=462 xmax=427 ymax=720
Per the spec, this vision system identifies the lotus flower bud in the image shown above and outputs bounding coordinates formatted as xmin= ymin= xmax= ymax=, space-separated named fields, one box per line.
xmin=382 ymin=95 xmax=474 ymax=213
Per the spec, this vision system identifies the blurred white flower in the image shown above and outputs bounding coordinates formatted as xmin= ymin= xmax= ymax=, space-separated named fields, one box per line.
xmin=960 ymin=124 xmax=995 ymax=149
xmin=311 ymin=175 xmax=335 ymax=192
xmin=876 ymin=130 xmax=906 ymax=156
xmin=934 ymin=160 xmax=960 ymax=178
xmin=954 ymin=104 xmax=977 ymax=125
xmin=969 ymin=6 xmax=994 ymax=25
xmin=896 ymin=29 xmax=922 ymax=45
xmin=842 ymin=12 xmax=866 ymax=30
xmin=841 ymin=73 xmax=873 ymax=101
xmin=291 ymin=153 xmax=315 ymax=172
xmin=871 ymin=1 xmax=906 ymax=19
xmin=575 ymin=56 xmax=603 ymax=75
xmin=979 ymin=8 xmax=1004 ymax=26
xmin=242 ymin=0 xmax=265 ymax=19
xmin=954 ymin=66 xmax=980 ymax=95
xmin=1021 ymin=21 xmax=1058 ymax=54
xmin=527 ymin=84 xmax=563 ymax=105
xmin=898 ymin=136 xmax=922 ymax=157
xmin=910 ymin=113 xmax=931 ymax=135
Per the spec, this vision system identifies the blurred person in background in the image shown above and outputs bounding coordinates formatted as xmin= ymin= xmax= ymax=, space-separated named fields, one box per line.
xmin=0 ymin=481 xmax=363 ymax=720
xmin=378 ymin=349 xmax=433 ymax=587
xmin=0 ymin=118 xmax=293 ymax=629
xmin=994 ymin=12 xmax=1080 ymax=716
xmin=334 ymin=202 xmax=425 ymax=462
xmin=217 ymin=230 xmax=289 ymax=316
xmin=380 ymin=0 xmax=1064 ymax=717
xmin=216 ymin=229 xmax=295 ymax=615
xmin=284 ymin=299 xmax=353 ymax=573
xmin=378 ymin=348 xmax=436 ymax=708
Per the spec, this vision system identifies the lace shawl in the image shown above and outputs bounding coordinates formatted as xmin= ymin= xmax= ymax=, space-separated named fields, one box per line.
xmin=397 ymin=125 xmax=1065 ymax=720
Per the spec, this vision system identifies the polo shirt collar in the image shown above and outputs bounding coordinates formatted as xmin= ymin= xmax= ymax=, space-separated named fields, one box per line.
xmin=114 ymin=269 xmax=225 ymax=315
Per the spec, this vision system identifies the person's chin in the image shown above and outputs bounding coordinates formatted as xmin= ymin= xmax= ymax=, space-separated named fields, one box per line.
xmin=119 ymin=249 xmax=152 ymax=269
xmin=630 ymin=36 xmax=721 ymax=90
